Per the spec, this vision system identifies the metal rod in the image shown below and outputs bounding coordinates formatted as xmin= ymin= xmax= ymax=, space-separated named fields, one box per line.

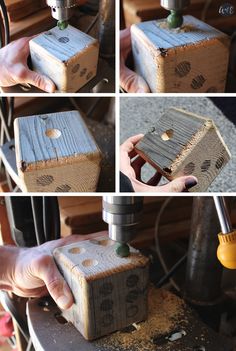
xmin=213 ymin=196 xmax=233 ymax=234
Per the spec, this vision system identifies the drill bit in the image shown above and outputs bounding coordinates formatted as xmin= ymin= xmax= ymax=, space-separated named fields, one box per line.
xmin=116 ymin=243 xmax=130 ymax=258
xmin=57 ymin=20 xmax=68 ymax=30
xmin=167 ymin=10 xmax=183 ymax=29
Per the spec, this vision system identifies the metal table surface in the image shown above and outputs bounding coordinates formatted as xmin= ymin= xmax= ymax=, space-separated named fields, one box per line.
xmin=27 ymin=287 xmax=233 ymax=351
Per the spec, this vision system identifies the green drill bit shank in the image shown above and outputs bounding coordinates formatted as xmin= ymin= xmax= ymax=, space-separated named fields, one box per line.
xmin=57 ymin=20 xmax=68 ymax=30
xmin=167 ymin=10 xmax=183 ymax=29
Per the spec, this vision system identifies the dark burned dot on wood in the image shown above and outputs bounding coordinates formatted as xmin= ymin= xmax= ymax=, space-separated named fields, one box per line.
xmin=102 ymin=314 xmax=114 ymax=327
xmin=126 ymin=290 xmax=140 ymax=303
xmin=36 ymin=175 xmax=54 ymax=186
xmin=99 ymin=282 xmax=114 ymax=296
xmin=191 ymin=75 xmax=206 ymax=89
xmin=80 ymin=68 xmax=87 ymax=77
xmin=55 ymin=184 xmax=71 ymax=192
xmin=206 ymin=86 xmax=217 ymax=93
xmin=126 ymin=274 xmax=139 ymax=288
xmin=184 ymin=162 xmax=195 ymax=175
xmin=86 ymin=71 xmax=93 ymax=80
xmin=72 ymin=64 xmax=80 ymax=74
xmin=175 ymin=61 xmax=191 ymax=77
xmin=126 ymin=305 xmax=139 ymax=318
xmin=100 ymin=299 xmax=114 ymax=311
xmin=215 ymin=156 xmax=224 ymax=169
xmin=58 ymin=37 xmax=69 ymax=43
xmin=201 ymin=159 xmax=211 ymax=172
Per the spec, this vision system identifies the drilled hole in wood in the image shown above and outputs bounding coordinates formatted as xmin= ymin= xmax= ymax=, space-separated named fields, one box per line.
xmin=193 ymin=347 xmax=205 ymax=351
xmin=161 ymin=129 xmax=174 ymax=141
xmin=68 ymin=247 xmax=85 ymax=254
xmin=55 ymin=312 xmax=68 ymax=324
xmin=82 ymin=259 xmax=98 ymax=267
xmin=45 ymin=128 xmax=61 ymax=139
xmin=99 ymin=239 xmax=114 ymax=246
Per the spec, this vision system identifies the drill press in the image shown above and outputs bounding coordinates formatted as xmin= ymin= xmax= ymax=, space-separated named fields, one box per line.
xmin=102 ymin=196 xmax=143 ymax=257
xmin=160 ymin=0 xmax=190 ymax=28
xmin=46 ymin=0 xmax=78 ymax=29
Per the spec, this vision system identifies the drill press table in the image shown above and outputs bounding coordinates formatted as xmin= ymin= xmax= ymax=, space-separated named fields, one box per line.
xmin=27 ymin=287 xmax=232 ymax=351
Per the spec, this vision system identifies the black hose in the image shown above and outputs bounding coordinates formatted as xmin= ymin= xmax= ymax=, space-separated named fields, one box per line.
xmin=156 ymin=253 xmax=187 ymax=289
xmin=31 ymin=197 xmax=45 ymax=245
xmin=0 ymin=0 xmax=10 ymax=47
xmin=49 ymin=197 xmax=61 ymax=240
xmin=43 ymin=197 xmax=51 ymax=242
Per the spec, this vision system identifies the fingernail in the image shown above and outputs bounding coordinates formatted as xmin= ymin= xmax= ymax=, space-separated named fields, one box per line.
xmin=136 ymin=88 xmax=146 ymax=93
xmin=185 ymin=178 xmax=198 ymax=190
xmin=57 ymin=295 xmax=71 ymax=309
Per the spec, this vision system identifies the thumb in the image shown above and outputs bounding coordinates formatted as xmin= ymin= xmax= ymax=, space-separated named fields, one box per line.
xmin=120 ymin=65 xmax=150 ymax=93
xmin=24 ymin=70 xmax=56 ymax=93
xmin=161 ymin=176 xmax=198 ymax=192
xmin=36 ymin=256 xmax=73 ymax=310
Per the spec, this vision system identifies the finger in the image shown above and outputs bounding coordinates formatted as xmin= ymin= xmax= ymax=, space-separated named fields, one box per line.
xmin=131 ymin=156 xmax=146 ymax=180
xmin=121 ymin=134 xmax=144 ymax=154
xmin=160 ymin=176 xmax=198 ymax=193
xmin=23 ymin=70 xmax=56 ymax=92
xmin=120 ymin=65 xmax=150 ymax=93
xmin=35 ymin=256 xmax=73 ymax=310
xmin=146 ymin=172 xmax=162 ymax=186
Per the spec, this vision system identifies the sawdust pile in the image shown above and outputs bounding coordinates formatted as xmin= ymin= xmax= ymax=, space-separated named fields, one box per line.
xmin=95 ymin=287 xmax=185 ymax=351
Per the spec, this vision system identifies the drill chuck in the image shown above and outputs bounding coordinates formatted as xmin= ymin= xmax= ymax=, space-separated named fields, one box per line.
xmin=102 ymin=196 xmax=143 ymax=244
xmin=46 ymin=0 xmax=78 ymax=20
xmin=161 ymin=0 xmax=190 ymax=11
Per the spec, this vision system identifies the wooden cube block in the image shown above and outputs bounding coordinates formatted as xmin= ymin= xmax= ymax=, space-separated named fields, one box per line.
xmin=53 ymin=237 xmax=149 ymax=340
xmin=135 ymin=108 xmax=231 ymax=192
xmin=29 ymin=25 xmax=99 ymax=92
xmin=14 ymin=111 xmax=102 ymax=192
xmin=131 ymin=15 xmax=230 ymax=93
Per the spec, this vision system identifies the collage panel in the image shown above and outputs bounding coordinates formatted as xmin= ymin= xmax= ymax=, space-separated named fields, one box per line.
xmin=0 ymin=0 xmax=236 ymax=351
xmin=0 ymin=0 xmax=115 ymax=93
xmin=120 ymin=96 xmax=236 ymax=193
xmin=0 ymin=195 xmax=236 ymax=350
xmin=0 ymin=97 xmax=115 ymax=193
xmin=120 ymin=0 xmax=236 ymax=93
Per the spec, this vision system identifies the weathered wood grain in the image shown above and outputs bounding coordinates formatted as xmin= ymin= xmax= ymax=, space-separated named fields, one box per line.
xmin=131 ymin=15 xmax=230 ymax=93
xmin=29 ymin=25 xmax=99 ymax=92
xmin=14 ymin=110 xmax=102 ymax=192
xmin=135 ymin=108 xmax=231 ymax=192
xmin=53 ymin=237 xmax=149 ymax=340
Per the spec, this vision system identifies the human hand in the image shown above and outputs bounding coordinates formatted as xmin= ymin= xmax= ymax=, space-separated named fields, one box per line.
xmin=120 ymin=28 xmax=150 ymax=93
xmin=120 ymin=134 xmax=198 ymax=192
xmin=3 ymin=232 xmax=107 ymax=310
xmin=0 ymin=37 xmax=55 ymax=92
